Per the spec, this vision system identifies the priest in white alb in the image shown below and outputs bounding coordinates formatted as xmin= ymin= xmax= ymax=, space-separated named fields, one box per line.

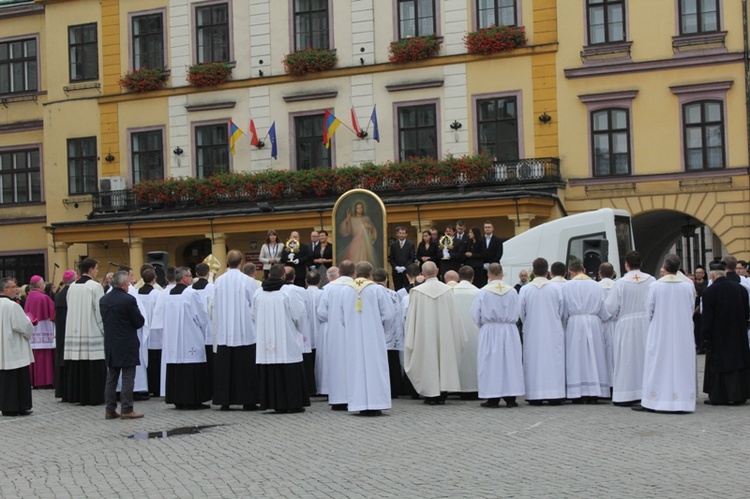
xmin=317 ymin=260 xmax=355 ymax=410
xmin=136 ymin=267 xmax=161 ymax=397
xmin=597 ymin=262 xmax=617 ymax=386
xmin=519 ymin=258 xmax=565 ymax=405
xmin=210 ymin=250 xmax=259 ymax=411
xmin=404 ymin=261 xmax=467 ymax=405
xmin=452 ymin=266 xmax=480 ymax=398
xmin=159 ymin=267 xmax=211 ymax=410
xmin=563 ymin=260 xmax=610 ymax=403
xmin=605 ymin=251 xmax=655 ymax=406
xmin=471 ymin=263 xmax=523 ymax=408
xmin=252 ymin=264 xmax=309 ymax=413
xmin=372 ymin=268 xmax=404 ymax=398
xmin=338 ymin=262 xmax=395 ymax=415
xmin=633 ymin=254 xmax=696 ymax=413
xmin=303 ymin=270 xmax=324 ymax=395
xmin=187 ymin=262 xmax=215 ymax=390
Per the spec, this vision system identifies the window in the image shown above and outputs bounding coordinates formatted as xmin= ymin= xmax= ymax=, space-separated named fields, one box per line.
xmin=398 ymin=0 xmax=435 ymax=39
xmin=0 ymin=37 xmax=37 ymax=94
xmin=132 ymin=13 xmax=164 ymax=69
xmin=0 ymin=148 xmax=41 ymax=204
xmin=0 ymin=253 xmax=45 ymax=285
xmin=131 ymin=130 xmax=164 ymax=183
xmin=591 ymin=109 xmax=630 ymax=176
xmin=683 ymin=100 xmax=724 ymax=170
xmin=67 ymin=137 xmax=98 ymax=195
xmin=679 ymin=0 xmax=718 ymax=35
xmin=195 ymin=3 xmax=229 ymax=63
xmin=69 ymin=23 xmax=98 ymax=81
xmin=397 ymin=104 xmax=437 ymax=160
xmin=294 ymin=115 xmax=331 ymax=170
xmin=477 ymin=96 xmax=518 ymax=161
xmin=294 ymin=0 xmax=329 ymax=50
xmin=587 ymin=0 xmax=625 ymax=44
xmin=195 ymin=123 xmax=229 ymax=178
xmin=477 ymin=0 xmax=516 ymax=28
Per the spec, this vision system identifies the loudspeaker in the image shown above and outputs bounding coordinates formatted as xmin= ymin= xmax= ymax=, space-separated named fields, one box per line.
xmin=582 ymin=239 xmax=609 ymax=277
xmin=147 ymin=251 xmax=169 ymax=288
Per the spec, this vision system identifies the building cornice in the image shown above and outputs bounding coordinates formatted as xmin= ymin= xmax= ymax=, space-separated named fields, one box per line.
xmin=95 ymin=43 xmax=559 ymax=105
xmin=564 ymin=52 xmax=744 ymax=79
xmin=0 ymin=1 xmax=43 ymax=19
xmin=567 ymin=167 xmax=749 ymax=186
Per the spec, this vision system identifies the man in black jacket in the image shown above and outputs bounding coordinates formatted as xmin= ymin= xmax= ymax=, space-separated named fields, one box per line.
xmin=388 ymin=226 xmax=416 ymax=291
xmin=100 ymin=271 xmax=145 ymax=420
xmin=477 ymin=221 xmax=503 ymax=288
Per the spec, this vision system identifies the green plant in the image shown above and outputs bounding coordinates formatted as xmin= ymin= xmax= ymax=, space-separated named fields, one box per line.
xmin=283 ymin=49 xmax=338 ymax=76
xmin=118 ymin=67 xmax=169 ymax=93
xmin=187 ymin=61 xmax=232 ymax=87
xmin=464 ymin=25 xmax=526 ymax=55
xmin=388 ymin=35 xmax=442 ymax=64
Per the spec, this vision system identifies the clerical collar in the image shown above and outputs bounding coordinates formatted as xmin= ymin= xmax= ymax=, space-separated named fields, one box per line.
xmin=262 ymin=277 xmax=286 ymax=292
xmin=0 ymin=294 xmax=12 ymax=300
xmin=192 ymin=278 xmax=209 ymax=290
xmin=170 ymin=283 xmax=187 ymax=295
xmin=76 ymin=275 xmax=92 ymax=284
xmin=139 ymin=284 xmax=154 ymax=295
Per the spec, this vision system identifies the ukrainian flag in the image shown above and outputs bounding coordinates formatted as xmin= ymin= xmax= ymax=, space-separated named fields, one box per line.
xmin=229 ymin=120 xmax=244 ymax=155
xmin=323 ymin=110 xmax=341 ymax=149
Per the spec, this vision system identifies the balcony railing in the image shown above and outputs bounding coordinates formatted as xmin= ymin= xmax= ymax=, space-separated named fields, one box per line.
xmin=91 ymin=157 xmax=561 ymax=214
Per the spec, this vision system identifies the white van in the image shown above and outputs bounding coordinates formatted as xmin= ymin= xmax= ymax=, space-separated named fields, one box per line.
xmin=501 ymin=208 xmax=634 ymax=286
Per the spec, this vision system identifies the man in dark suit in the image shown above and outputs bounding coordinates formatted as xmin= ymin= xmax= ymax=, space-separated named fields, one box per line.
xmin=388 ymin=226 xmax=416 ymax=291
xmin=438 ymin=225 xmax=466 ymax=280
xmin=100 ymin=270 xmax=146 ymax=420
xmin=455 ymin=220 xmax=470 ymax=244
xmin=477 ymin=221 xmax=503 ymax=288
xmin=309 ymin=230 xmax=320 ymax=259
xmin=281 ymin=231 xmax=310 ymax=287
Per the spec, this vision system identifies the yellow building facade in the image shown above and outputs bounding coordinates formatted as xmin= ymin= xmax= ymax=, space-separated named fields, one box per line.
xmin=0 ymin=0 xmax=746 ymax=282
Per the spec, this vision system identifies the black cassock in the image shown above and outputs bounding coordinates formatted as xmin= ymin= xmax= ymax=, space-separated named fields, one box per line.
xmin=701 ymin=276 xmax=750 ymax=404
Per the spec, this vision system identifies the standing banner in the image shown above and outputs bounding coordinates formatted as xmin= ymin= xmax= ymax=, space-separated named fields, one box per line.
xmin=332 ymin=189 xmax=387 ymax=270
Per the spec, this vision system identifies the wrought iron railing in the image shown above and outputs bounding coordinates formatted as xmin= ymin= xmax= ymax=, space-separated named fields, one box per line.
xmin=91 ymin=157 xmax=561 ymax=214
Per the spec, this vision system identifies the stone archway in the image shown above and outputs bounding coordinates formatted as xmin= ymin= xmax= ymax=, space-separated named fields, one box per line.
xmin=632 ymin=211 xmax=705 ymax=276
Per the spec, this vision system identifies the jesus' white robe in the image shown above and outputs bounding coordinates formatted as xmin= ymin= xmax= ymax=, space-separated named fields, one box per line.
xmin=339 ymin=279 xmax=394 ymax=411
xmin=563 ymin=275 xmax=610 ymax=399
xmin=317 ymin=276 xmax=353 ymax=404
xmin=452 ymin=281 xmax=480 ymax=393
xmin=604 ymin=270 xmax=655 ymax=402
xmin=471 ymin=280 xmax=524 ymax=399
xmin=641 ymin=274 xmax=697 ymax=412
xmin=519 ymin=277 xmax=565 ymax=400
xmin=404 ymin=277 xmax=467 ymax=397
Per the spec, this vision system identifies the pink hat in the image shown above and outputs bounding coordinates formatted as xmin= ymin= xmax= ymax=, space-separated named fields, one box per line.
xmin=63 ymin=270 xmax=77 ymax=281
xmin=30 ymin=275 xmax=43 ymax=285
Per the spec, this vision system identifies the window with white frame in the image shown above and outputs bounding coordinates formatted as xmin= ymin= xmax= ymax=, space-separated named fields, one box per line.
xmin=679 ymin=0 xmax=719 ymax=35
xmin=397 ymin=103 xmax=438 ymax=160
xmin=477 ymin=96 xmax=519 ymax=161
xmin=132 ymin=13 xmax=165 ymax=69
xmin=477 ymin=0 xmax=516 ymax=28
xmin=294 ymin=0 xmax=329 ymax=50
xmin=131 ymin=130 xmax=164 ymax=183
xmin=0 ymin=37 xmax=38 ymax=94
xmin=683 ymin=100 xmax=724 ymax=170
xmin=195 ymin=123 xmax=229 ymax=178
xmin=69 ymin=23 xmax=98 ymax=81
xmin=587 ymin=0 xmax=625 ymax=44
xmin=195 ymin=3 xmax=230 ymax=63
xmin=67 ymin=137 xmax=98 ymax=195
xmin=398 ymin=0 xmax=436 ymax=39
xmin=591 ymin=108 xmax=630 ymax=176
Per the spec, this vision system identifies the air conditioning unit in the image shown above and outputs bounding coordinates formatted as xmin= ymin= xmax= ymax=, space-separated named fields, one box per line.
xmin=98 ymin=176 xmax=127 ymax=211
xmin=516 ymin=161 xmax=545 ymax=180
xmin=99 ymin=176 xmax=127 ymax=192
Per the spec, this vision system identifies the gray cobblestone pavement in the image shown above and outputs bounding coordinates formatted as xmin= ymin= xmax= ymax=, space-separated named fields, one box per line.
xmin=1 ymin=356 xmax=748 ymax=498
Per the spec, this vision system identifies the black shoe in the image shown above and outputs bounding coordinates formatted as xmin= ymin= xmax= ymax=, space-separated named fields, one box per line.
xmin=585 ymin=398 xmax=599 ymax=405
xmin=133 ymin=393 xmax=151 ymax=401
xmin=2 ymin=411 xmax=19 ymax=417
xmin=631 ymin=404 xmax=652 ymax=412
xmin=331 ymin=404 xmax=348 ymax=411
xmin=527 ymin=400 xmax=543 ymax=406
xmin=570 ymin=398 xmax=584 ymax=405
xmin=547 ymin=399 xmax=563 ymax=406
xmin=480 ymin=401 xmax=500 ymax=408
xmin=243 ymin=404 xmax=260 ymax=411
xmin=613 ymin=400 xmax=637 ymax=407
xmin=703 ymin=399 xmax=714 ymax=405
xmin=360 ymin=409 xmax=382 ymax=416
xmin=423 ymin=398 xmax=440 ymax=406
xmin=219 ymin=405 xmax=230 ymax=411
xmin=18 ymin=410 xmax=32 ymax=416
xmin=505 ymin=399 xmax=518 ymax=408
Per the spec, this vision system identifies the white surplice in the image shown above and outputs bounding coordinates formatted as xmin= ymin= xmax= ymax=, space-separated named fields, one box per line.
xmin=252 ymin=288 xmax=305 ymax=364
xmin=604 ymin=270 xmax=655 ymax=402
xmin=598 ymin=278 xmax=616 ymax=382
xmin=519 ymin=277 xmax=565 ymax=400
xmin=404 ymin=278 xmax=467 ymax=397
xmin=281 ymin=284 xmax=310 ymax=353
xmin=380 ymin=285 xmax=404 ymax=351
xmin=452 ymin=280 xmax=480 ymax=393
xmin=641 ymin=274 xmax=697 ymax=412
xmin=306 ymin=286 xmax=325 ymax=392
xmin=316 ymin=276 xmax=353 ymax=404
xmin=210 ymin=269 xmax=258 ymax=349
xmin=471 ymin=280 xmax=524 ymax=399
xmin=563 ymin=275 xmax=610 ymax=398
xmin=339 ymin=279 xmax=394 ymax=411
xmin=186 ymin=281 xmax=215 ymax=346
xmin=116 ymin=288 xmax=150 ymax=393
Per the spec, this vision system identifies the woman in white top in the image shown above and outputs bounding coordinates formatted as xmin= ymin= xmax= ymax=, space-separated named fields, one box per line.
xmin=259 ymin=229 xmax=284 ymax=279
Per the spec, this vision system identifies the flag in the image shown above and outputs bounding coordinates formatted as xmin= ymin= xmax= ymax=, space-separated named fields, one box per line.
xmin=370 ymin=105 xmax=380 ymax=143
xmin=248 ymin=113 xmax=259 ymax=147
xmin=350 ymin=99 xmax=362 ymax=138
xmin=229 ymin=120 xmax=244 ymax=155
xmin=322 ymin=110 xmax=342 ymax=149
xmin=269 ymin=121 xmax=277 ymax=159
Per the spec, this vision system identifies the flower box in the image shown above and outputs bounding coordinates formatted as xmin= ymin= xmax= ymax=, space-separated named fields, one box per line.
xmin=389 ymin=35 xmax=442 ymax=64
xmin=187 ymin=62 xmax=232 ymax=87
xmin=464 ymin=25 xmax=526 ymax=55
xmin=283 ymin=49 xmax=338 ymax=77
xmin=118 ymin=67 xmax=169 ymax=93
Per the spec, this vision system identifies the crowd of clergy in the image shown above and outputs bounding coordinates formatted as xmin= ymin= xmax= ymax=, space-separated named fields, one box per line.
xmin=1 ymin=230 xmax=749 ymax=418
